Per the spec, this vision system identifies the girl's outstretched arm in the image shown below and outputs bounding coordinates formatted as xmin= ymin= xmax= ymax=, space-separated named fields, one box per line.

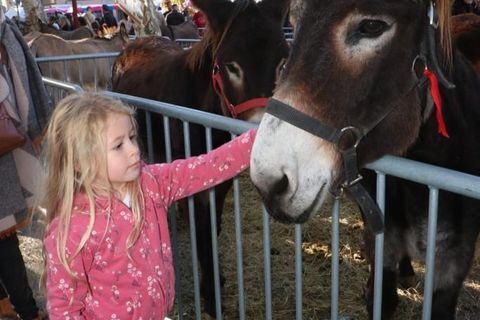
xmin=44 ymin=214 xmax=94 ymax=319
xmin=148 ymin=128 xmax=257 ymax=205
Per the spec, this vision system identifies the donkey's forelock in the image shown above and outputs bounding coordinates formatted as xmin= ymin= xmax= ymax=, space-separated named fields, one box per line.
xmin=187 ymin=0 xmax=289 ymax=71
xmin=186 ymin=0 xmax=250 ymax=71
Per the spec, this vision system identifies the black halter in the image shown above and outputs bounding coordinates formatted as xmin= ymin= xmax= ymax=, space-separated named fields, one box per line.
xmin=265 ymin=2 xmax=455 ymax=235
xmin=267 ymin=98 xmax=390 ymax=234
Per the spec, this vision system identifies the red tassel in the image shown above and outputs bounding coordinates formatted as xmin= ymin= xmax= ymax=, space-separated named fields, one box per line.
xmin=423 ymin=68 xmax=449 ymax=138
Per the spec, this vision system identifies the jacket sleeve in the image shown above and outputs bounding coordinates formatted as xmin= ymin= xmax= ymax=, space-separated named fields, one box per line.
xmin=44 ymin=215 xmax=95 ymax=319
xmin=148 ymin=128 xmax=256 ymax=205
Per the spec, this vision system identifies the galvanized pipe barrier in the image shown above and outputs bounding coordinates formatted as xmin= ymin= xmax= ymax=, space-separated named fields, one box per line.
xmin=42 ymin=80 xmax=480 ymax=319
xmin=372 ymin=173 xmax=385 ymax=320
xmin=42 ymin=77 xmax=84 ymax=106
xmin=110 ymin=91 xmax=480 ymax=320
xmin=175 ymin=39 xmax=201 ymax=49
xmin=331 ymin=199 xmax=340 ymax=319
xmin=36 ymin=52 xmax=119 ymax=90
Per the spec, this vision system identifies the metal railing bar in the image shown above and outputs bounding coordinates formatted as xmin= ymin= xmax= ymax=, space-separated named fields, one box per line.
xmin=231 ymin=129 xmax=246 ymax=319
xmin=205 ymin=127 xmax=223 ymax=319
xmin=162 ymin=114 xmax=182 ymax=318
xmin=182 ymin=121 xmax=202 ymax=320
xmin=42 ymin=77 xmax=84 ymax=93
xmin=331 ymin=198 xmax=340 ymax=320
xmin=168 ymin=206 xmax=183 ymax=320
xmin=163 ymin=116 xmax=172 ymax=163
xmin=367 ymin=156 xmax=480 ymax=199
xmin=422 ymin=187 xmax=439 ymax=320
xmin=35 ymin=52 xmax=120 ymax=62
xmin=373 ymin=172 xmax=386 ymax=320
xmin=295 ymin=224 xmax=303 ymax=319
xmin=262 ymin=206 xmax=272 ymax=320
xmin=102 ymin=91 xmax=256 ymax=135
xmin=233 ymin=171 xmax=246 ymax=320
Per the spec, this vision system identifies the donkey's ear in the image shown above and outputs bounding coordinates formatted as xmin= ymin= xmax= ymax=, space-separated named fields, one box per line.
xmin=258 ymin=0 xmax=290 ymax=23
xmin=191 ymin=0 xmax=235 ymax=32
xmin=119 ymin=24 xmax=129 ymax=44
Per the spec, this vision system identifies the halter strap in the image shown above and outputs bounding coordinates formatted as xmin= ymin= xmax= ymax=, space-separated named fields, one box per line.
xmin=212 ymin=60 xmax=268 ymax=118
xmin=266 ymin=99 xmax=364 ymax=145
xmin=267 ymin=69 xmax=425 ymax=146
xmin=267 ymin=98 xmax=384 ymax=234
xmin=266 ymin=63 xmax=434 ymax=234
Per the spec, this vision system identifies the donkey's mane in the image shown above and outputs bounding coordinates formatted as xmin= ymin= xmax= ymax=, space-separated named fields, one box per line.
xmin=95 ymin=26 xmax=118 ymax=40
xmin=437 ymin=0 xmax=453 ymax=66
xmin=186 ymin=26 xmax=214 ymax=70
xmin=186 ymin=0 xmax=251 ymax=70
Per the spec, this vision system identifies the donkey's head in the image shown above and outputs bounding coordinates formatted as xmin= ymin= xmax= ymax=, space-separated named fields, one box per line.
xmin=191 ymin=0 xmax=290 ymax=122
xmin=251 ymin=0 xmax=453 ymax=223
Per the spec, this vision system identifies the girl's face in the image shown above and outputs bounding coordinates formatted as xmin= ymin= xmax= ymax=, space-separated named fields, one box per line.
xmin=105 ymin=112 xmax=140 ymax=197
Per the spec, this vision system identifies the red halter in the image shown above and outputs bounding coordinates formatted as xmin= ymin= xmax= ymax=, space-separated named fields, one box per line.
xmin=212 ymin=60 xmax=268 ymax=118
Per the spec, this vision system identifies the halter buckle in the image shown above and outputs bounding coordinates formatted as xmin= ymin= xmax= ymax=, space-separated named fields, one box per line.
xmin=330 ymin=186 xmax=344 ymax=199
xmin=337 ymin=126 xmax=362 ymax=150
xmin=342 ymin=174 xmax=363 ymax=188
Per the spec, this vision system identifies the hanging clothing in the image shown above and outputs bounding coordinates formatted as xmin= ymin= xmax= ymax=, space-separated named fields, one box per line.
xmin=0 ymin=10 xmax=51 ymax=237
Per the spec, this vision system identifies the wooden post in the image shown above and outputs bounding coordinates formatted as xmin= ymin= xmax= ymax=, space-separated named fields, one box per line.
xmin=72 ymin=0 xmax=80 ymax=29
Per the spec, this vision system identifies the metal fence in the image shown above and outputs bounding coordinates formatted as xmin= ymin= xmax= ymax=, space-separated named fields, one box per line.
xmin=176 ymin=38 xmax=201 ymax=49
xmin=34 ymin=39 xmax=200 ymax=91
xmin=42 ymin=75 xmax=480 ymax=319
xmin=102 ymin=93 xmax=480 ymax=320
xmin=34 ymin=34 xmax=294 ymax=91
xmin=43 ymin=76 xmax=84 ymax=100
xmin=36 ymin=52 xmax=119 ymax=91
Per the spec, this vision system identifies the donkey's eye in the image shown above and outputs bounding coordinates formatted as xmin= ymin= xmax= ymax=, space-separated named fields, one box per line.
xmin=225 ymin=63 xmax=240 ymax=77
xmin=358 ymin=20 xmax=389 ymax=37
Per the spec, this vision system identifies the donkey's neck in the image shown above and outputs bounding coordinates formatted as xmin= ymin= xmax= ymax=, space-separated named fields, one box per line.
xmin=408 ymin=52 xmax=480 ymax=174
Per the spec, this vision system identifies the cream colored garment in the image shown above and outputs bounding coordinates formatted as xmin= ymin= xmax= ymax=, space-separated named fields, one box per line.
xmin=0 ymin=9 xmax=43 ymax=208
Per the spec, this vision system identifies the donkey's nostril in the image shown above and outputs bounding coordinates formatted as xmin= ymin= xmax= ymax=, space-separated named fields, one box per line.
xmin=271 ymin=174 xmax=289 ymax=196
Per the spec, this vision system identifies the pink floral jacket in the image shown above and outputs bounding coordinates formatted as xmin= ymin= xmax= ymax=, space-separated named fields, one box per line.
xmin=44 ymin=129 xmax=256 ymax=319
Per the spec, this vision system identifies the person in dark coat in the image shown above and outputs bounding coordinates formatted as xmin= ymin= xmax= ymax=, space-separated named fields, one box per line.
xmin=166 ymin=4 xmax=185 ymax=26
xmin=163 ymin=0 xmax=173 ymax=17
xmin=102 ymin=4 xmax=117 ymax=28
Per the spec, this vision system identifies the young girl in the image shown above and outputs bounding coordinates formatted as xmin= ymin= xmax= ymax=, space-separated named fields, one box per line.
xmin=40 ymin=93 xmax=256 ymax=319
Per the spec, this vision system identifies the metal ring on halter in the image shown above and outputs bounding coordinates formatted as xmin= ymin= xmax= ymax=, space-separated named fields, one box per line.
xmin=213 ymin=63 xmax=220 ymax=74
xmin=337 ymin=126 xmax=363 ymax=150
xmin=412 ymin=54 xmax=427 ymax=73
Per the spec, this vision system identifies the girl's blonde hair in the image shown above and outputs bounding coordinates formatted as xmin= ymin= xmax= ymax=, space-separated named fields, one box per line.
xmin=39 ymin=92 xmax=144 ymax=283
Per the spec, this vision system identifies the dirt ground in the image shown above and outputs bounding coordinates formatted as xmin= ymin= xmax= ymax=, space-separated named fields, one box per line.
xmin=7 ymin=172 xmax=480 ymax=320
